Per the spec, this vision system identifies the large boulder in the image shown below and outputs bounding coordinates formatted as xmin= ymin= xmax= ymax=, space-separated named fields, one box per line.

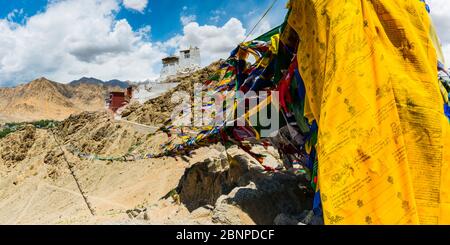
xmin=176 ymin=151 xmax=249 ymax=211
xmin=175 ymin=147 xmax=315 ymax=224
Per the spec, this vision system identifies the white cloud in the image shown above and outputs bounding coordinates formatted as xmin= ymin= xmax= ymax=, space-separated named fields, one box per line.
xmin=166 ymin=18 xmax=246 ymax=66
xmin=211 ymin=9 xmax=226 ymax=16
xmin=0 ymin=0 xmax=165 ymax=86
xmin=209 ymin=15 xmax=220 ymax=24
xmin=428 ymin=0 xmax=450 ymax=65
xmin=0 ymin=0 xmax=280 ymax=87
xmin=122 ymin=0 xmax=148 ymax=12
xmin=6 ymin=9 xmax=24 ymax=22
xmin=248 ymin=19 xmax=272 ymax=40
xmin=209 ymin=9 xmax=226 ymax=24
xmin=244 ymin=10 xmax=257 ymax=18
xmin=180 ymin=15 xmax=197 ymax=26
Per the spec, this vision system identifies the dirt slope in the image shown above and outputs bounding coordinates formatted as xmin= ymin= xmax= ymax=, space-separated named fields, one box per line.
xmin=0 ymin=110 xmax=315 ymax=225
xmin=0 ymin=111 xmax=221 ymax=224
xmin=0 ymin=63 xmax=316 ymax=224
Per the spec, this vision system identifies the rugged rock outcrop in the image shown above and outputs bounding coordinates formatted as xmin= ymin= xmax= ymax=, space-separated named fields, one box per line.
xmin=0 ymin=125 xmax=37 ymax=168
xmin=176 ymin=152 xmax=248 ymax=211
xmin=56 ymin=111 xmax=144 ymax=156
xmin=124 ymin=61 xmax=222 ymax=126
xmin=174 ymin=147 xmax=315 ymax=225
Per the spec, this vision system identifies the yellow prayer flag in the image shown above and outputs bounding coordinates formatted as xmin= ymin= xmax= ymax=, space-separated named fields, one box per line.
xmin=288 ymin=0 xmax=450 ymax=224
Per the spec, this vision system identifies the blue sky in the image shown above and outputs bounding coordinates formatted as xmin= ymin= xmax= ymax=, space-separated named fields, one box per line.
xmin=0 ymin=0 xmax=288 ymax=41
xmin=0 ymin=0 xmax=47 ymax=19
xmin=0 ymin=0 xmax=448 ymax=87
xmin=0 ymin=0 xmax=287 ymax=86
xmin=0 ymin=0 xmax=289 ymax=86
xmin=117 ymin=0 xmax=289 ymax=42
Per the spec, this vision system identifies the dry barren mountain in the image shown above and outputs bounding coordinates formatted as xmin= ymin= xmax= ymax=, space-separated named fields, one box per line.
xmin=70 ymin=77 xmax=129 ymax=89
xmin=0 ymin=77 xmax=114 ymax=122
xmin=0 ymin=63 xmax=315 ymax=225
xmin=0 ymin=111 xmax=314 ymax=224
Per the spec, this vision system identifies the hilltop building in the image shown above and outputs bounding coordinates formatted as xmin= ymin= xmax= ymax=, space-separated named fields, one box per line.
xmin=160 ymin=46 xmax=201 ymax=78
xmin=106 ymin=86 xmax=133 ymax=113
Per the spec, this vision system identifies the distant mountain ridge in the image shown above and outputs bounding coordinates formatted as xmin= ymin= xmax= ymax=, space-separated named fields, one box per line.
xmin=70 ymin=77 xmax=130 ymax=89
xmin=0 ymin=77 xmax=110 ymax=122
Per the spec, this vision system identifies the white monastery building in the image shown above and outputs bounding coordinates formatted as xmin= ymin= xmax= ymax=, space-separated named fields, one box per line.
xmin=160 ymin=46 xmax=201 ymax=78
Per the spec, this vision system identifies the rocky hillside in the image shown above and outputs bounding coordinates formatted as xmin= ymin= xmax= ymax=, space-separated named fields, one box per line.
xmin=0 ymin=110 xmax=316 ymax=224
xmin=123 ymin=61 xmax=222 ymax=126
xmin=0 ymin=77 xmax=116 ymax=122
xmin=0 ymin=63 xmax=317 ymax=225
